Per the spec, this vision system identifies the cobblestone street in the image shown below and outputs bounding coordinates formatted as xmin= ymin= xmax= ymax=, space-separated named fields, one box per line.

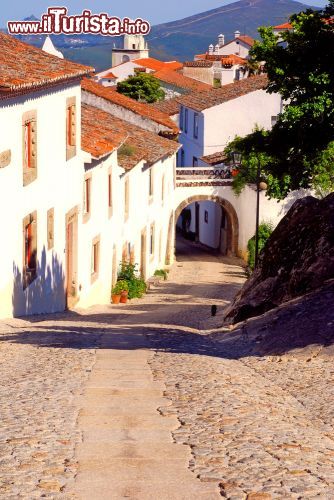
xmin=0 ymin=238 xmax=333 ymax=499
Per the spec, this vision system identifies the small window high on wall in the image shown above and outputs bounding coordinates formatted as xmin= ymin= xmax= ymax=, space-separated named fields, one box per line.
xmin=22 ymin=110 xmax=37 ymax=186
xmin=66 ymin=97 xmax=76 ymax=160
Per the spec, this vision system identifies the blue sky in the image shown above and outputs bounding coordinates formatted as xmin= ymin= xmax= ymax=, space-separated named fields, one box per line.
xmin=0 ymin=0 xmax=328 ymax=27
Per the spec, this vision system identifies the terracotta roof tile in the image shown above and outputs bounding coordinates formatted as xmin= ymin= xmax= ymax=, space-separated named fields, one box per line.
xmin=81 ymin=104 xmax=127 ymax=159
xmin=0 ymin=32 xmax=93 ymax=95
xmin=134 ymin=58 xmax=183 ymax=71
xmin=273 ymin=22 xmax=293 ymax=29
xmin=200 ymin=151 xmax=228 ymax=165
xmin=81 ymin=103 xmax=179 ymax=168
xmin=103 ymin=72 xmax=117 ymax=78
xmin=151 ymin=98 xmax=180 ymax=116
xmin=82 ymin=78 xmax=179 ymax=134
xmin=184 ymin=54 xmax=246 ymax=68
xmin=154 ymin=69 xmax=211 ymax=92
xmin=184 ymin=61 xmax=213 ymax=68
xmin=237 ymin=35 xmax=255 ymax=46
xmin=177 ymin=74 xmax=268 ymax=112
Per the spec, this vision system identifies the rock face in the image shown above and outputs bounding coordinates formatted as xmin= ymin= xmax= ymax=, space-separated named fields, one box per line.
xmin=225 ymin=193 xmax=334 ymax=324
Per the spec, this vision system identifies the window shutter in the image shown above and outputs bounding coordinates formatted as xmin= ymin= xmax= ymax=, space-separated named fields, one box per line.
xmin=30 ymin=119 xmax=37 ymax=168
xmin=70 ymin=105 xmax=76 ymax=146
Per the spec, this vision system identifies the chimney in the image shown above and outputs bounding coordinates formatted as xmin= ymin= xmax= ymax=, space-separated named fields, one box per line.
xmin=234 ymin=30 xmax=241 ymax=39
xmin=218 ymin=33 xmax=225 ymax=47
xmin=208 ymin=44 xmax=214 ymax=55
xmin=214 ymin=44 xmax=219 ymax=54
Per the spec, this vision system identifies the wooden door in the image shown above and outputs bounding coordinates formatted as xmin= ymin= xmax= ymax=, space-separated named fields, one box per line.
xmin=65 ymin=208 xmax=78 ymax=307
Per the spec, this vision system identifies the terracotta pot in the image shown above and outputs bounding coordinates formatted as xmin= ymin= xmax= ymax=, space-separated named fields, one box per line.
xmin=112 ymin=294 xmax=121 ymax=304
xmin=231 ymin=169 xmax=239 ymax=177
xmin=120 ymin=291 xmax=128 ymax=303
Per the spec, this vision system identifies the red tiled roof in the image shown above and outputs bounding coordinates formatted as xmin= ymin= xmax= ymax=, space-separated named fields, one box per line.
xmin=134 ymin=58 xmax=183 ymax=72
xmin=177 ymin=74 xmax=268 ymax=112
xmin=200 ymin=151 xmax=228 ymax=166
xmin=82 ymin=78 xmax=179 ymax=134
xmin=237 ymin=35 xmax=255 ymax=46
xmin=151 ymin=98 xmax=180 ymax=116
xmin=0 ymin=32 xmax=93 ymax=95
xmin=81 ymin=104 xmax=127 ymax=159
xmin=188 ymin=54 xmax=246 ymax=66
xmin=273 ymin=22 xmax=293 ymax=30
xmin=184 ymin=61 xmax=214 ymax=68
xmin=154 ymin=69 xmax=211 ymax=92
xmin=81 ymin=103 xmax=179 ymax=168
xmin=103 ymin=72 xmax=117 ymax=79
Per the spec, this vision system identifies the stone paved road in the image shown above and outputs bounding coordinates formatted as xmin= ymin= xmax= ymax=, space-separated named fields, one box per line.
xmin=0 ymin=237 xmax=333 ymax=499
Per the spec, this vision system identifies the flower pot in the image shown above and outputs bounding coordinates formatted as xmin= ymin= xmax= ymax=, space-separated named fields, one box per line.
xmin=112 ymin=294 xmax=121 ymax=304
xmin=231 ymin=169 xmax=239 ymax=177
xmin=120 ymin=290 xmax=128 ymax=303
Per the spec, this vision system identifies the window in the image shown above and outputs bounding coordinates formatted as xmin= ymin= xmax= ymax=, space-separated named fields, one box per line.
xmin=23 ymin=211 xmax=37 ymax=288
xmin=204 ymin=210 xmax=209 ymax=223
xmin=148 ymin=168 xmax=154 ymax=199
xmin=91 ymin=236 xmax=100 ymax=282
xmin=108 ymin=171 xmax=113 ymax=217
xmin=22 ymin=110 xmax=37 ymax=186
xmin=180 ymin=106 xmax=184 ymax=131
xmin=193 ymin=113 xmax=199 ymax=139
xmin=66 ymin=97 xmax=76 ymax=160
xmin=150 ymin=224 xmax=155 ymax=257
xmin=181 ymin=149 xmax=185 ymax=167
xmin=83 ymin=176 xmax=91 ymax=221
xmin=47 ymin=208 xmax=54 ymax=250
xmin=124 ymin=177 xmax=130 ymax=220
xmin=193 ymin=157 xmax=198 ymax=167
xmin=271 ymin=115 xmax=278 ymax=126
xmin=184 ymin=108 xmax=188 ymax=134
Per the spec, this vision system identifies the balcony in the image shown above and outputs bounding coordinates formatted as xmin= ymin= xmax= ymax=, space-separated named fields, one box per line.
xmin=176 ymin=166 xmax=234 ymax=187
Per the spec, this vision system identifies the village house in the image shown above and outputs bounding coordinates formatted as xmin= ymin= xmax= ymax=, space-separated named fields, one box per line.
xmin=0 ymin=33 xmax=179 ymax=319
xmin=183 ymin=55 xmax=248 ymax=87
xmin=175 ymin=74 xmax=282 ymax=250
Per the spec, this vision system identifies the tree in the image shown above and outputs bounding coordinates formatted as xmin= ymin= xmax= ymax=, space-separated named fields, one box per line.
xmin=226 ymin=2 xmax=334 ymax=199
xmin=117 ymin=73 xmax=165 ymax=103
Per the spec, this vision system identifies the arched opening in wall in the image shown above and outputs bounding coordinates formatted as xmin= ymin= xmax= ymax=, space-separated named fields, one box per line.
xmin=122 ymin=55 xmax=130 ymax=63
xmin=173 ymin=195 xmax=239 ymax=260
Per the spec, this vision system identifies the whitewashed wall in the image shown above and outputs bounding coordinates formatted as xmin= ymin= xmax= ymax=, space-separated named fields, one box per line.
xmin=0 ymin=82 xmax=83 ymax=318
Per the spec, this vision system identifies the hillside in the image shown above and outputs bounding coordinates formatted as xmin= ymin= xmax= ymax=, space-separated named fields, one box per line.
xmin=147 ymin=0 xmax=315 ymax=60
xmin=4 ymin=0 xmax=316 ymax=70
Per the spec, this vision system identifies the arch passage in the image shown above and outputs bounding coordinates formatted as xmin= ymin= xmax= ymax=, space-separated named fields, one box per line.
xmin=174 ymin=195 xmax=239 ymax=256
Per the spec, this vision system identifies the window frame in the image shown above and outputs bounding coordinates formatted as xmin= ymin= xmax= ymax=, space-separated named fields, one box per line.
xmin=193 ymin=112 xmax=199 ymax=139
xmin=184 ymin=108 xmax=188 ymax=134
xmin=83 ymin=174 xmax=92 ymax=223
xmin=22 ymin=110 xmax=37 ymax=186
xmin=22 ymin=211 xmax=37 ymax=289
xmin=66 ymin=97 xmax=77 ymax=161
xmin=91 ymin=235 xmax=100 ymax=283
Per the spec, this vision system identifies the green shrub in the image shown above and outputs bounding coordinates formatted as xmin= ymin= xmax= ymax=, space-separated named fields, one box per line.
xmin=154 ymin=269 xmax=168 ymax=280
xmin=247 ymin=222 xmax=273 ymax=271
xmin=117 ymin=261 xmax=147 ymax=299
xmin=112 ymin=280 xmax=129 ymax=295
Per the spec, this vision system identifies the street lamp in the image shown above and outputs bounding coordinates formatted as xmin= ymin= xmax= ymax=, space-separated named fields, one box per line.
xmin=231 ymin=152 xmax=267 ymax=268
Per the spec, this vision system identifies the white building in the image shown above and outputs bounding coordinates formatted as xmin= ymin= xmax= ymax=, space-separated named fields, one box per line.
xmin=112 ymin=34 xmax=149 ymax=66
xmin=176 ymin=74 xmax=282 ymax=250
xmin=201 ymin=31 xmax=255 ymax=60
xmin=0 ymin=32 xmax=179 ymax=319
xmin=96 ymin=58 xmax=183 ymax=87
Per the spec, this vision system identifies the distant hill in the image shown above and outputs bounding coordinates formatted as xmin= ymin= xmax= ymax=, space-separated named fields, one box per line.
xmin=148 ymin=0 xmax=316 ymax=61
xmin=4 ymin=0 xmax=317 ymax=71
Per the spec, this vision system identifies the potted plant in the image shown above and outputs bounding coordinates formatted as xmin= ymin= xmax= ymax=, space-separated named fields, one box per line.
xmin=111 ymin=280 xmax=129 ymax=304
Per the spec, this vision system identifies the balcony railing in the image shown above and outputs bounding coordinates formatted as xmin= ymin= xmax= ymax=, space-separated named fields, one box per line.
xmin=176 ymin=166 xmax=235 ymax=186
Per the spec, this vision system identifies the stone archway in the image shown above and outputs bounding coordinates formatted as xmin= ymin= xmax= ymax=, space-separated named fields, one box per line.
xmin=174 ymin=195 xmax=239 ymax=256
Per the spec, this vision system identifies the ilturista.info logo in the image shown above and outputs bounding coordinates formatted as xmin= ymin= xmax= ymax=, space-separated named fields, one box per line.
xmin=7 ymin=7 xmax=151 ymax=36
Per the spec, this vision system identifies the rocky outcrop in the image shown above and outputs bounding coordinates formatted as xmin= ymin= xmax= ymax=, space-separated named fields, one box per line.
xmin=224 ymin=193 xmax=334 ymax=324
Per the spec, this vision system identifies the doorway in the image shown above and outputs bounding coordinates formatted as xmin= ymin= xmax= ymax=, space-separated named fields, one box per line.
xmin=140 ymin=228 xmax=147 ymax=280
xmin=65 ymin=207 xmax=78 ymax=308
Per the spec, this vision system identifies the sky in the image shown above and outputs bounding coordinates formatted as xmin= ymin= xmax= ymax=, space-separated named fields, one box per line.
xmin=0 ymin=0 xmax=328 ymax=27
